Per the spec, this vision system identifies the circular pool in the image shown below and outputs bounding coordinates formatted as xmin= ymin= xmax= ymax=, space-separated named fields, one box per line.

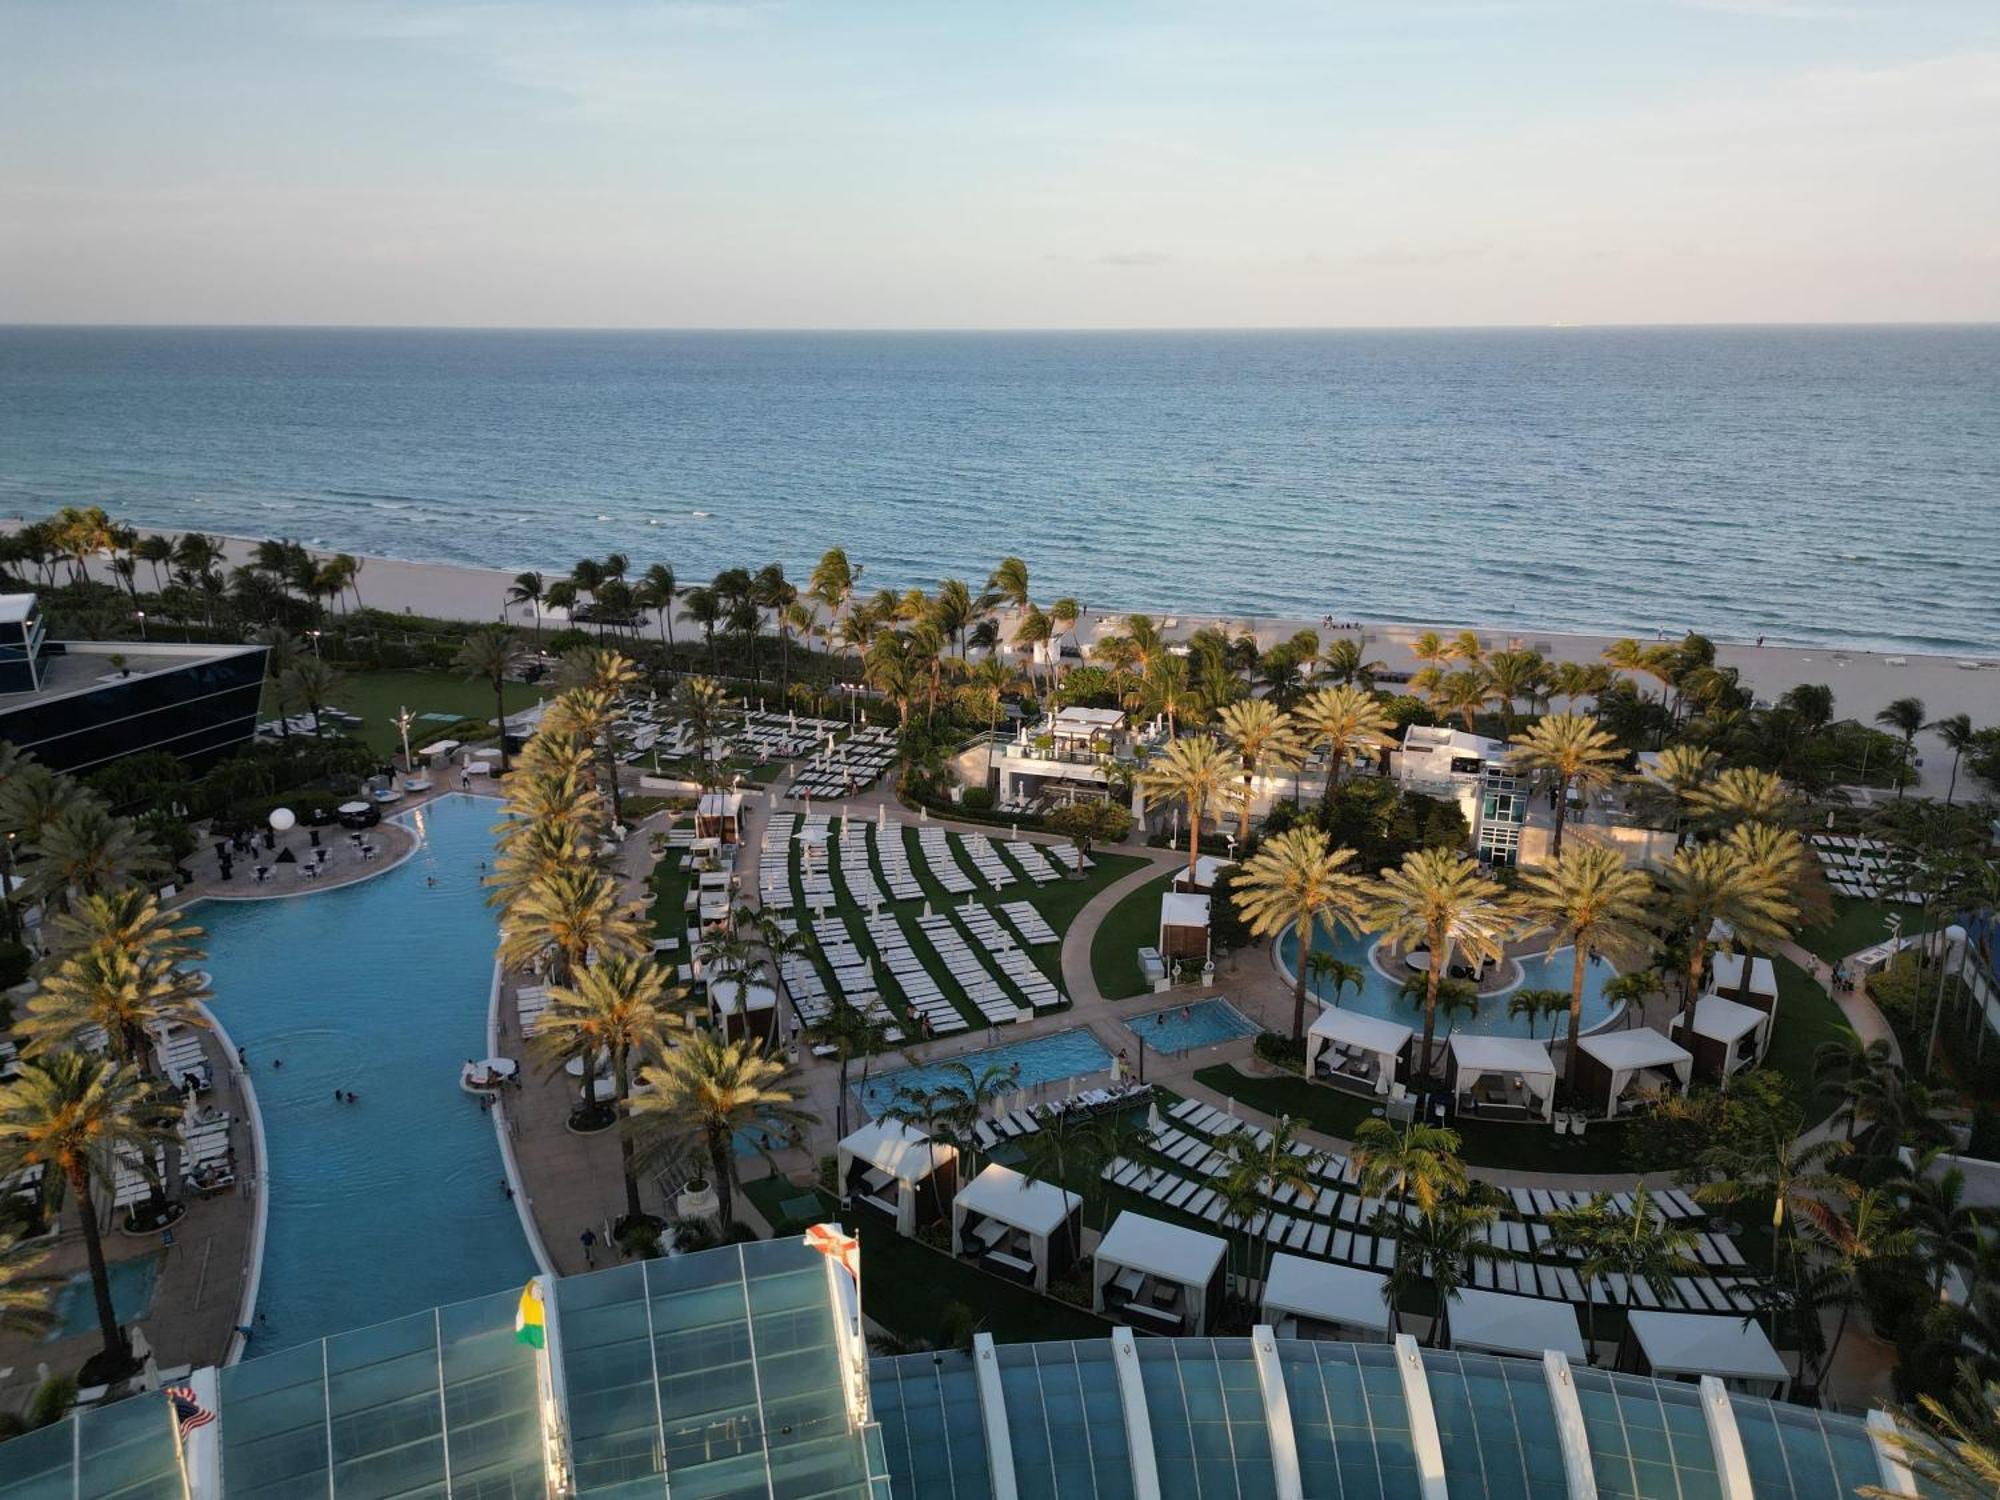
xmin=1274 ymin=922 xmax=1622 ymax=1039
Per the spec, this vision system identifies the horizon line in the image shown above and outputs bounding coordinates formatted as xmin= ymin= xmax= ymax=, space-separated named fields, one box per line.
xmin=3 ymin=319 xmax=1998 ymax=335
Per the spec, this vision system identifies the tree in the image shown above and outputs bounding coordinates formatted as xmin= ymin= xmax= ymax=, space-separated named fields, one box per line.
xmin=1686 ymin=766 xmax=1792 ymax=830
xmin=1931 ymin=713 xmax=1976 ymax=806
xmin=1296 ymin=685 xmax=1395 ymax=810
xmin=1043 ymin=802 xmax=1131 ymax=878
xmin=927 ymin=1058 xmax=1021 ymax=1179
xmin=803 ymin=994 xmax=889 ymax=1140
xmin=497 ymin=867 xmax=641 ymax=985
xmin=1233 ymin=828 xmax=1370 ymax=1042
xmin=1876 ymin=695 xmax=1927 ymax=797
xmin=1595 ymin=1185 xmax=1704 ymax=1337
xmin=1863 ymin=1363 xmax=2000 ymax=1500
xmin=637 ymin=563 xmax=679 ymax=664
xmin=20 ymin=900 xmax=211 ymax=1076
xmin=1506 ymin=987 xmax=1569 ymax=1040
xmin=0 ymin=1054 xmax=177 ymax=1379
xmin=1484 ymin=650 xmax=1546 ymax=733
xmin=452 ymin=627 xmax=519 ymax=774
xmin=1508 ymin=712 xmax=1623 ymax=858
xmin=535 ymin=953 xmax=680 ymax=1225
xmin=1383 ymin=1192 xmax=1502 ymax=1348
xmin=25 ymin=800 xmax=163 ymax=911
xmin=1204 ymin=1118 xmax=1322 ymax=1286
xmin=1367 ymin=849 xmax=1511 ymax=1081
xmin=1656 ymin=841 xmax=1796 ymax=1039
xmin=679 ymin=586 xmax=723 ymax=674
xmin=676 ymin=676 xmax=727 ymax=788
xmin=277 ymin=656 xmax=340 ymax=738
xmin=1351 ymin=1116 xmax=1467 ymax=1233
xmin=629 ymin=1033 xmax=812 ymax=1233
xmin=1803 ymin=1181 xmax=1914 ymax=1392
xmin=1138 ymin=736 xmax=1236 ymax=889
xmin=506 ymin=571 xmax=545 ymax=639
xmin=962 ymin=657 xmax=1017 ymax=788
xmin=1321 ymin=638 xmax=1384 ymax=689
xmin=0 ymin=1225 xmax=57 ymax=1340
xmin=557 ymin=648 xmax=640 ymax=822
xmin=1511 ymin=844 xmax=1655 ymax=1089
xmin=1015 ymin=1106 xmax=1090 ymax=1270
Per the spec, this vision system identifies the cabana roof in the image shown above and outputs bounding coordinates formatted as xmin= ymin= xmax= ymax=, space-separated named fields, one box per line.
xmin=1096 ymin=1211 xmax=1226 ymax=1286
xmin=839 ymin=1120 xmax=955 ymax=1182
xmin=1308 ymin=1007 xmax=1413 ymax=1057
xmin=708 ymin=980 xmax=777 ymax=1017
xmin=1688 ymin=993 xmax=1766 ymax=1044
xmin=1160 ymin=892 xmax=1210 ymax=929
xmin=1710 ymin=951 xmax=1778 ymax=997
xmin=1448 ymin=1034 xmax=1555 ymax=1078
xmin=1580 ymin=1028 xmax=1692 ymax=1071
xmin=955 ymin=1163 xmax=1080 ymax=1237
xmin=1629 ymin=1310 xmax=1788 ymax=1382
xmin=697 ymin=791 xmax=744 ymax=817
xmin=1448 ymin=1288 xmax=1585 ymax=1360
xmin=1261 ymin=1254 xmax=1391 ymax=1334
xmin=415 ymin=739 xmax=460 ymax=756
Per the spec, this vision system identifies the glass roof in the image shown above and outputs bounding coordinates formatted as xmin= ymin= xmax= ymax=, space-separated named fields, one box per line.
xmin=1730 ymin=1394 xmax=1883 ymax=1500
xmin=993 ymin=1341 xmax=1134 ymax=1500
xmin=1274 ymin=1340 xmax=1418 ymax=1500
xmin=1421 ymin=1349 xmax=1564 ymax=1500
xmin=0 ymin=1386 xmax=185 ymax=1500
xmin=1135 ymin=1339 xmax=1276 ymax=1500
xmin=869 ymin=1350 xmax=991 ymax=1500
xmin=1573 ymin=1367 xmax=1724 ymax=1500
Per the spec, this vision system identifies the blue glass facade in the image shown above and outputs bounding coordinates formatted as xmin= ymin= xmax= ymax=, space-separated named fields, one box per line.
xmin=0 ymin=645 xmax=266 ymax=775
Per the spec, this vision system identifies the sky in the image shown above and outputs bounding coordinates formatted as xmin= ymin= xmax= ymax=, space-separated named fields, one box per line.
xmin=2 ymin=0 xmax=1997 ymax=328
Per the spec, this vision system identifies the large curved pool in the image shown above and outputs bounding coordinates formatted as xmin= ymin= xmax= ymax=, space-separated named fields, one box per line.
xmin=1275 ymin=922 xmax=1621 ymax=1040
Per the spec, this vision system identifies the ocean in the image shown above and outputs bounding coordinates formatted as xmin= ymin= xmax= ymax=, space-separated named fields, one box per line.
xmin=0 ymin=325 xmax=1994 ymax=652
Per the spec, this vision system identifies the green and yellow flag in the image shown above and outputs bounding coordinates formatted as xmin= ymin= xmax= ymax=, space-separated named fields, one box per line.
xmin=514 ymin=1279 xmax=546 ymax=1349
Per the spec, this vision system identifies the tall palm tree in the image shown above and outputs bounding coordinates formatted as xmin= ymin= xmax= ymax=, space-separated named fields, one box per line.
xmin=1383 ymin=1191 xmax=1501 ymax=1348
xmin=1015 ymin=1105 xmax=1090 ymax=1269
xmin=637 ymin=564 xmax=679 ymax=663
xmin=1011 ymin=607 xmax=1052 ymax=693
xmin=1074 ymin=1111 xmax=1154 ymax=1238
xmin=1484 ymin=650 xmax=1546 ymax=733
xmin=21 ymin=940 xmax=211 ymax=1079
xmin=962 ymin=657 xmax=1017 ymax=789
xmin=863 ymin=631 xmax=922 ymax=730
xmin=1350 ymin=1116 xmax=1467 ymax=1234
xmin=1630 ymin=743 xmax=1717 ymax=845
xmin=0 ymin=1054 xmax=177 ymax=1377
xmin=630 ymin=1034 xmax=812 ymax=1232
xmin=1697 ymin=1126 xmax=1847 ymax=1289
xmin=1507 ymin=712 xmax=1623 ymax=858
xmin=1137 ymin=735 xmax=1236 ymax=889
xmin=453 ymin=627 xmax=519 ymax=774
xmin=1204 ymin=1119 xmax=1322 ymax=1285
xmin=1812 ymin=1034 xmax=1897 ymax=1143
xmin=506 ymin=571 xmax=545 ymax=639
xmin=557 ymin=649 xmax=640 ymax=821
xmin=1505 ymin=987 xmax=1570 ymax=1041
xmin=1686 ymin=766 xmax=1792 ymax=830
xmin=0 ymin=1225 xmax=58 ymax=1340
xmin=1931 ymin=713 xmax=1976 ymax=806
xmin=676 ymin=675 xmax=727 ymax=787
xmin=1321 ymin=638 xmax=1384 ymax=690
xmin=1436 ymin=667 xmax=1494 ymax=732
xmin=1511 ymin=844 xmax=1655 ymax=1089
xmin=1296 ymin=684 xmax=1395 ymax=810
xmin=1803 ymin=1181 xmax=1914 ymax=1392
xmin=679 ymin=586 xmax=723 ymax=674
xmin=808 ymin=547 xmax=860 ymax=635
xmin=1368 ymin=849 xmax=1511 ymax=1081
xmin=1233 ymin=828 xmax=1370 ymax=1042
xmin=498 ymin=867 xmax=641 ymax=985
xmin=1656 ymin=841 xmax=1796 ymax=1038
xmin=277 ymin=656 xmax=340 ymax=738
xmin=928 ymin=1058 xmax=1021 ymax=1179
xmin=26 ymin=801 xmax=162 ymax=911
xmin=1875 ymin=695 xmax=1927 ymax=797
xmin=1597 ymin=1185 xmax=1704 ymax=1336
xmin=1862 ymin=1366 xmax=2000 ymax=1500
xmin=535 ymin=953 xmax=680 ymax=1224
xmin=803 ymin=994 xmax=888 ymax=1141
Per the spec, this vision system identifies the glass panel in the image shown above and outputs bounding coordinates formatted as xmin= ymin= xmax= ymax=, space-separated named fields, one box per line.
xmin=221 ymin=1338 xmax=334 ymax=1500
xmin=558 ymin=1261 xmax=663 ymax=1497
xmin=994 ymin=1341 xmax=1133 ymax=1500
xmin=0 ymin=1421 xmax=73 ymax=1500
xmin=1575 ymin=1369 xmax=1723 ymax=1500
xmin=1731 ymin=1395 xmax=1883 ymax=1500
xmin=1136 ymin=1339 xmax=1276 ymax=1500
xmin=77 ymin=1392 xmax=187 ymax=1500
xmin=438 ymin=1286 xmax=548 ymax=1499
xmin=324 ymin=1308 xmax=448 ymax=1500
xmin=1275 ymin=1339 xmax=1415 ymax=1500
xmin=1420 ymin=1350 xmax=1560 ymax=1500
xmin=869 ymin=1351 xmax=989 ymax=1500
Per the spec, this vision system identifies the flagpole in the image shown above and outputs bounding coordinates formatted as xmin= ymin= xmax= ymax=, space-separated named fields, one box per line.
xmin=167 ymin=1391 xmax=194 ymax=1500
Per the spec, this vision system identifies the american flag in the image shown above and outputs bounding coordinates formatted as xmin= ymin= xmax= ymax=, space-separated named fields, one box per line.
xmin=167 ymin=1385 xmax=215 ymax=1435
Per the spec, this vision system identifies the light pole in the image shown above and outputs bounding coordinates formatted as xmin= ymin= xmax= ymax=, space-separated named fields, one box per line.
xmin=309 ymin=629 xmax=322 ymax=658
xmin=395 ymin=705 xmax=416 ymax=776
xmin=135 ymin=610 xmax=147 ymax=640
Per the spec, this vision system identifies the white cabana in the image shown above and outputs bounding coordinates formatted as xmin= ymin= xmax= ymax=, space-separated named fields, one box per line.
xmin=1158 ymin=892 xmax=1212 ymax=965
xmin=1625 ymin=1310 xmax=1789 ymax=1399
xmin=837 ymin=1120 xmax=958 ymax=1237
xmin=951 ymin=1163 xmax=1082 ymax=1292
xmin=1672 ymin=994 xmax=1771 ymax=1083
xmin=695 ymin=791 xmax=745 ymax=845
xmin=1306 ymin=1008 xmax=1413 ymax=1096
xmin=708 ymin=979 xmax=779 ymax=1043
xmin=1260 ymin=1253 xmax=1392 ymax=1342
xmin=415 ymin=739 xmax=460 ymax=759
xmin=1094 ymin=1211 xmax=1228 ymax=1336
xmin=1709 ymin=952 xmax=1779 ymax=1010
xmin=1447 ymin=1288 xmax=1586 ymax=1361
xmin=1577 ymin=1029 xmax=1694 ymax=1119
xmin=1173 ymin=855 xmax=1235 ymax=893
xmin=1445 ymin=1034 xmax=1556 ymax=1122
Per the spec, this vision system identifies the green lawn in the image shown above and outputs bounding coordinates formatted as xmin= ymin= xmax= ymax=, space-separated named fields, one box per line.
xmin=263 ymin=667 xmax=544 ymax=758
xmin=1797 ymin=897 xmax=1923 ymax=966
xmin=850 ymin=1214 xmax=1111 ymax=1346
xmin=1765 ymin=955 xmax=1856 ymax=1127
xmin=741 ymin=1173 xmax=829 ymax=1234
xmin=1090 ymin=869 xmax=1178 ymax=1000
xmin=646 ymin=819 xmax=694 ymax=938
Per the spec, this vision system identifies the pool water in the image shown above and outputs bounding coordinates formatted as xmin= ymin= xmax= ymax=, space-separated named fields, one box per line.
xmin=47 ymin=1253 xmax=161 ymax=1341
xmin=1126 ymin=998 xmax=1259 ymax=1055
xmin=196 ymin=795 xmax=534 ymax=1352
xmin=1276 ymin=923 xmax=1619 ymax=1039
xmin=859 ymin=1027 xmax=1113 ymax=1115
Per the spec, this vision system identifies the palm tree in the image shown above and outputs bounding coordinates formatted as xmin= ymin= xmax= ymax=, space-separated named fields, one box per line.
xmin=26 ymin=801 xmax=162 ymax=911
xmin=1932 ymin=713 xmax=1976 ymax=806
xmin=637 ymin=564 xmax=679 ymax=663
xmin=277 ymin=656 xmax=340 ymax=738
xmin=557 ymin=649 xmax=640 ymax=821
xmin=498 ymin=867 xmax=641 ymax=985
xmin=1383 ymin=1192 xmax=1501 ymax=1348
xmin=453 ymin=627 xmax=519 ymax=774
xmin=1321 ymin=638 xmax=1384 ymax=689
xmin=1804 ymin=1181 xmax=1914 ymax=1391
xmin=928 ymin=1058 xmax=1021 ymax=1179
xmin=803 ymin=994 xmax=888 ymax=1140
xmin=628 ymin=1033 xmax=813 ymax=1233
xmin=1656 ymin=841 xmax=1797 ymax=1039
xmin=1812 ymin=1034 xmax=1897 ymax=1142
xmin=1296 ymin=684 xmax=1395 ymax=810
xmin=1897 ymin=1151 xmax=1985 ymax=1299
xmin=535 ymin=953 xmax=680 ymax=1224
xmin=962 ymin=657 xmax=1017 ymax=789
xmin=1507 ymin=712 xmax=1623 ymax=858
xmin=676 ymin=676 xmax=727 ymax=787
xmin=809 ymin=547 xmax=861 ymax=633
xmin=1435 ymin=667 xmax=1494 ymax=732
xmin=1015 ymin=1105 xmax=1090 ymax=1269
xmin=1697 ymin=1126 xmax=1847 ymax=1290
xmin=1862 ymin=1365 xmax=2000 ymax=1500
xmin=1505 ymin=987 xmax=1569 ymax=1040
xmin=1630 ymin=743 xmax=1716 ymax=845
xmin=21 ymin=937 xmax=211 ymax=1080
xmin=1685 ymin=766 xmax=1791 ymax=830
xmin=1598 ymin=1185 xmax=1704 ymax=1336
xmin=0 ymin=1225 xmax=57 ymax=1340
xmin=1233 ymin=828 xmax=1370 ymax=1042
xmin=0 ymin=1054 xmax=177 ymax=1377
xmin=1137 ymin=736 xmax=1236 ymax=889
xmin=1074 ymin=1111 xmax=1154 ymax=1238
xmin=1204 ymin=1118 xmax=1322 ymax=1286
xmin=1350 ymin=1116 xmax=1467 ymax=1234
xmin=679 ymin=586 xmax=723 ymax=674
xmin=1511 ymin=844 xmax=1655 ymax=1089
xmin=1368 ymin=849 xmax=1511 ymax=1081
xmin=506 ymin=571 xmax=545 ymax=639
xmin=134 ymin=533 xmax=174 ymax=593
xmin=1876 ymin=695 xmax=1927 ymax=797
xmin=1304 ymin=949 xmax=1337 ymax=1005
xmin=1484 ymin=650 xmax=1546 ymax=733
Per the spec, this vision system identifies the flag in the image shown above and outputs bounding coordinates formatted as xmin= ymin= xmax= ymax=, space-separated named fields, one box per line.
xmin=167 ymin=1385 xmax=214 ymax=1435
xmin=804 ymin=1222 xmax=859 ymax=1283
xmin=514 ymin=1279 xmax=546 ymax=1349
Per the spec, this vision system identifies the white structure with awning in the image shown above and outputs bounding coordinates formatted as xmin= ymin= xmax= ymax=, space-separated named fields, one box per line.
xmin=1306 ymin=1008 xmax=1412 ymax=1095
xmin=1260 ymin=1253 xmax=1392 ymax=1341
xmin=951 ymin=1163 xmax=1082 ymax=1292
xmin=1446 ymin=1287 xmax=1585 ymax=1361
xmin=1579 ymin=1028 xmax=1694 ymax=1118
xmin=1674 ymin=994 xmax=1771 ymax=1082
xmin=837 ymin=1120 xmax=958 ymax=1236
xmin=1626 ymin=1310 xmax=1790 ymax=1399
xmin=1446 ymin=1034 xmax=1556 ymax=1122
xmin=1709 ymin=951 xmax=1778 ymax=1007
xmin=1093 ymin=1211 xmax=1228 ymax=1336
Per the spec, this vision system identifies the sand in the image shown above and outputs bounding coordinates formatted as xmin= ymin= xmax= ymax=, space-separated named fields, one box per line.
xmin=17 ymin=525 xmax=1998 ymax=802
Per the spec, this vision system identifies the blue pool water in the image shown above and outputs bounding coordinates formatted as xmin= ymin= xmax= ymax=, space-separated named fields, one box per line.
xmin=859 ymin=1028 xmax=1114 ymax=1115
xmin=1276 ymin=923 xmax=1619 ymax=1039
xmin=48 ymin=1254 xmax=161 ymax=1341
xmin=195 ymin=795 xmax=534 ymax=1352
xmin=1126 ymin=999 xmax=1260 ymax=1055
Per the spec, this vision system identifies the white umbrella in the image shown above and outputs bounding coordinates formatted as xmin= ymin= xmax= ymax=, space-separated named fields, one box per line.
xmin=338 ymin=801 xmax=370 ymax=815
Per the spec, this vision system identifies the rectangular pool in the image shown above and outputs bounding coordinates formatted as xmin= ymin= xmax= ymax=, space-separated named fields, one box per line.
xmin=1126 ymin=998 xmax=1258 ymax=1055
xmin=49 ymin=1253 xmax=161 ymax=1341
xmin=859 ymin=1028 xmax=1113 ymax=1115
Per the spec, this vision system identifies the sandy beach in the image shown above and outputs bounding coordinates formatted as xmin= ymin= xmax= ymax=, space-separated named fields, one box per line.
xmin=20 ymin=525 xmax=1999 ymax=802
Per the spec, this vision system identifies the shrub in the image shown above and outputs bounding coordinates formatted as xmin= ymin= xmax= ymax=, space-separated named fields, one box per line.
xmin=1253 ymin=1030 xmax=1306 ymax=1069
xmin=961 ymin=786 xmax=995 ymax=812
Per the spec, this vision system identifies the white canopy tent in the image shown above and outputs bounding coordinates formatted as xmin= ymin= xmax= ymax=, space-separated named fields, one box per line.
xmin=1447 ymin=1288 xmax=1585 ymax=1361
xmin=1674 ymin=994 xmax=1771 ymax=1082
xmin=1626 ymin=1310 xmax=1790 ymax=1398
xmin=1094 ymin=1211 xmax=1228 ymax=1336
xmin=1158 ymin=892 xmax=1212 ymax=965
xmin=1709 ymin=952 xmax=1778 ymax=1008
xmin=837 ymin=1120 xmax=958 ymax=1237
xmin=1446 ymin=1034 xmax=1556 ymax=1122
xmin=1578 ymin=1029 xmax=1694 ymax=1119
xmin=1260 ymin=1253 xmax=1392 ymax=1342
xmin=1306 ymin=1008 xmax=1413 ymax=1095
xmin=951 ymin=1163 xmax=1082 ymax=1292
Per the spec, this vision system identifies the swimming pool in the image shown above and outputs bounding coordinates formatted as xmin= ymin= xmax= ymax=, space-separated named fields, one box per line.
xmin=1126 ymin=998 xmax=1260 ymax=1055
xmin=1275 ymin=922 xmax=1620 ymax=1039
xmin=196 ymin=795 xmax=535 ymax=1352
xmin=859 ymin=1027 xmax=1113 ymax=1115
xmin=47 ymin=1254 xmax=161 ymax=1341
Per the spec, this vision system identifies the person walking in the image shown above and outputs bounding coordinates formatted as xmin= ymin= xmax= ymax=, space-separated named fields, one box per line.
xmin=580 ymin=1227 xmax=598 ymax=1267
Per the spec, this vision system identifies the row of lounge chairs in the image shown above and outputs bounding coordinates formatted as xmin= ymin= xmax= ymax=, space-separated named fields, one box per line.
xmin=948 ymin=902 xmax=1064 ymax=1010
xmin=968 ymin=1082 xmax=1154 ymax=1150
